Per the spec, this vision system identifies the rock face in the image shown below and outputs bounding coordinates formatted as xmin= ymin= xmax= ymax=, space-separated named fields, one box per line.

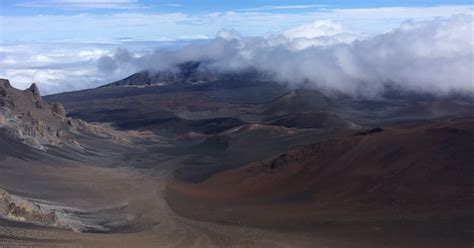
xmin=0 ymin=78 xmax=132 ymax=150
xmin=0 ymin=188 xmax=58 ymax=227
xmin=0 ymin=79 xmax=78 ymax=150
xmin=51 ymin=102 xmax=66 ymax=116
xmin=28 ymin=83 xmax=41 ymax=99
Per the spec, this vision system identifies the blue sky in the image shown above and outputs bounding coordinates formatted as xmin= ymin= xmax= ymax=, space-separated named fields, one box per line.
xmin=2 ymin=0 xmax=474 ymax=15
xmin=1 ymin=0 xmax=473 ymax=42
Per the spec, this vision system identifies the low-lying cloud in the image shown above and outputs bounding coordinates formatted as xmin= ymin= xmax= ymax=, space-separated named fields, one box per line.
xmin=1 ymin=14 xmax=472 ymax=97
xmin=100 ymin=14 xmax=474 ymax=98
xmin=0 ymin=41 xmax=181 ymax=94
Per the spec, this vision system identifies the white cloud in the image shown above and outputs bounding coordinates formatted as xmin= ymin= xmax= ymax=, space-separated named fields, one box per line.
xmin=98 ymin=14 xmax=474 ymax=97
xmin=283 ymin=20 xmax=345 ymax=39
xmin=266 ymin=20 xmax=367 ymax=50
xmin=1 ymin=5 xmax=473 ymax=96
xmin=0 ymin=41 xmax=176 ymax=94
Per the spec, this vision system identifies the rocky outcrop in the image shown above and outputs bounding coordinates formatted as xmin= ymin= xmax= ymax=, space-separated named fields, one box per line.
xmin=0 ymin=79 xmax=80 ymax=150
xmin=51 ymin=102 xmax=66 ymax=116
xmin=0 ymin=188 xmax=93 ymax=232
xmin=28 ymin=83 xmax=41 ymax=98
xmin=0 ymin=188 xmax=57 ymax=226
xmin=0 ymin=78 xmax=136 ymax=150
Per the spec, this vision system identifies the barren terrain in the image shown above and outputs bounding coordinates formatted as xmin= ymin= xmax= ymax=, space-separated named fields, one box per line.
xmin=0 ymin=66 xmax=473 ymax=247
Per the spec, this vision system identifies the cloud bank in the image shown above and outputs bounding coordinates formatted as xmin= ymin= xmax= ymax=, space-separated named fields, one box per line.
xmin=100 ymin=14 xmax=474 ymax=98
xmin=1 ymin=13 xmax=472 ymax=97
xmin=0 ymin=41 xmax=182 ymax=94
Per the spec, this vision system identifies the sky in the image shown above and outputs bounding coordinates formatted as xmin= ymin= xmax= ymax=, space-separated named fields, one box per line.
xmin=0 ymin=0 xmax=473 ymax=95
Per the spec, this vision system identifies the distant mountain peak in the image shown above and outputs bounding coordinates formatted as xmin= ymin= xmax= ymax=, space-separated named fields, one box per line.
xmin=101 ymin=61 xmax=271 ymax=88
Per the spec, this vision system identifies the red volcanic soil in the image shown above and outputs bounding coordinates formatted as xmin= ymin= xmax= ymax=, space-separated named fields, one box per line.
xmin=168 ymin=117 xmax=474 ymax=216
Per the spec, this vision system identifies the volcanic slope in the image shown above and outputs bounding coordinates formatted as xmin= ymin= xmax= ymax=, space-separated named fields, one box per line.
xmin=0 ymin=78 xmax=393 ymax=248
xmin=169 ymin=117 xmax=474 ymax=209
xmin=167 ymin=117 xmax=474 ymax=247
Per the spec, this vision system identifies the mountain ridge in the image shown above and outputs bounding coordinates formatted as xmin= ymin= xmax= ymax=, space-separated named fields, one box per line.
xmin=101 ymin=61 xmax=273 ymax=88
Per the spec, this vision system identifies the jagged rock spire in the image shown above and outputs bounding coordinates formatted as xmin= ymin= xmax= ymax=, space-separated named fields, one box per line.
xmin=29 ymin=83 xmax=41 ymax=98
xmin=0 ymin=79 xmax=11 ymax=89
